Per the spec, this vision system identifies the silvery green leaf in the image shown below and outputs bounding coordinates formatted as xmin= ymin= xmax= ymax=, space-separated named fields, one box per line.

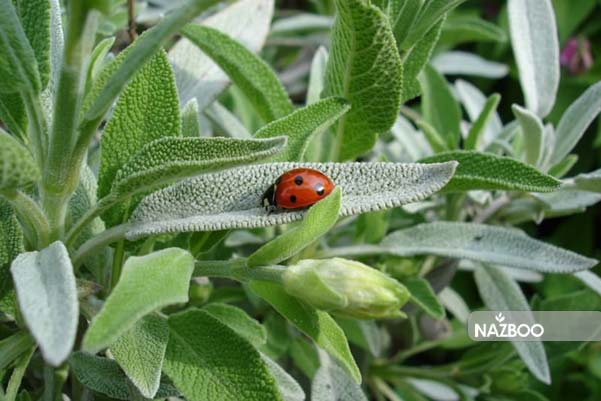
xmin=464 ymin=94 xmax=501 ymax=151
xmin=205 ymin=102 xmax=251 ymax=139
xmin=390 ymin=116 xmax=432 ymax=162
xmin=508 ymin=0 xmax=559 ymax=117
xmin=402 ymin=277 xmax=445 ymax=320
xmin=512 ymin=104 xmax=544 ymax=166
xmin=0 ymin=199 xmax=23 ymax=315
xmin=10 ymin=242 xmax=78 ymax=366
xmin=261 ymin=353 xmax=306 ymax=401
xmin=406 ymin=378 xmax=458 ymax=401
xmin=438 ymin=288 xmax=469 ymax=323
xmin=432 ymin=51 xmax=508 ymax=79
xmin=306 ymin=46 xmax=328 ymax=105
xmin=377 ymin=222 xmax=597 ymax=273
xmin=127 ymin=161 xmax=457 ymax=239
xmin=0 ymin=128 xmax=40 ymax=190
xmin=203 ymin=302 xmax=267 ymax=347
xmin=455 ymin=79 xmax=502 ymax=148
xmin=270 ymin=13 xmax=332 ymax=35
xmin=181 ymin=98 xmax=201 ymax=137
xmin=169 ymin=0 xmax=275 ymax=110
xmin=534 ymin=188 xmax=601 ymax=216
xmin=311 ymin=354 xmax=368 ymax=401
xmin=573 ymin=168 xmax=601 ymax=192
xmin=551 ymin=82 xmax=601 ymax=165
xmin=402 ymin=0 xmax=466 ymax=47
xmin=574 ymin=271 xmax=601 ymax=297
xmin=474 ymin=264 xmax=550 ymax=384
xmin=440 ymin=14 xmax=508 ymax=45
xmin=86 ymin=37 xmax=115 ymax=92
xmin=459 ymin=260 xmax=543 ymax=283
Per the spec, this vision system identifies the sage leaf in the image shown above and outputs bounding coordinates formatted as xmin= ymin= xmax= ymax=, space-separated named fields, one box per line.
xmin=98 ymin=50 xmax=181 ymax=201
xmin=551 ymin=82 xmax=601 ymax=165
xmin=403 ymin=0 xmax=466 ymax=47
xmin=402 ymin=277 xmax=445 ymax=319
xmin=0 ymin=332 xmax=34 ymax=372
xmin=182 ymin=24 xmax=292 ymax=122
xmin=419 ymin=151 xmax=560 ymax=192
xmin=127 ymin=161 xmax=457 ymax=239
xmin=250 ymin=281 xmax=361 ymax=383
xmin=474 ymin=264 xmax=551 ymax=384
xmin=534 ymin=188 xmax=601 ymax=216
xmin=574 ymin=168 xmax=601 ymax=192
xmin=255 ymin=97 xmax=350 ymax=161
xmin=0 ymin=200 xmax=23 ymax=314
xmin=574 ymin=270 xmax=601 ymax=297
xmin=163 ymin=309 xmax=282 ymax=401
xmin=432 ymin=51 xmax=508 ymax=79
xmin=508 ymin=0 xmax=559 ymax=117
xmin=0 ymin=0 xmax=41 ymax=94
xmin=0 ymin=94 xmax=27 ymax=141
xmin=169 ymin=0 xmax=274 ymax=110
xmin=420 ymin=64 xmax=461 ymax=149
xmin=248 ymin=188 xmax=341 ymax=267
xmin=387 ymin=0 xmax=421 ymax=47
xmin=464 ymin=93 xmax=501 ymax=150
xmin=455 ymin=79 xmax=502 ymax=148
xmin=261 ymin=354 xmax=306 ymax=401
xmin=111 ymin=314 xmax=169 ymax=399
xmin=10 ymin=242 xmax=78 ymax=366
xmin=0 ymin=128 xmax=40 ymax=190
xmin=82 ymin=248 xmax=194 ymax=354
xmin=203 ymin=302 xmax=267 ymax=347
xmin=441 ymin=15 xmax=508 ymax=45
xmin=311 ymin=354 xmax=367 ymax=401
xmin=307 ymin=46 xmax=328 ymax=105
xmin=512 ymin=105 xmax=544 ymax=166
xmin=324 ymin=0 xmax=403 ymax=160
xmin=379 ymin=222 xmax=597 ymax=273
xmin=180 ymin=98 xmax=201 ymax=137
xmin=205 ymin=101 xmax=252 ymax=139
xmin=70 ymin=352 xmax=178 ymax=400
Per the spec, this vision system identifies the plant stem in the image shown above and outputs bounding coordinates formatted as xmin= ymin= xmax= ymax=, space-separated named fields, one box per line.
xmin=128 ymin=0 xmax=137 ymax=42
xmin=373 ymin=378 xmax=404 ymax=401
xmin=72 ymin=223 xmax=132 ymax=268
xmin=194 ymin=259 xmax=286 ymax=284
xmin=65 ymin=196 xmax=112 ymax=247
xmin=317 ymin=244 xmax=383 ymax=258
xmin=1 ymin=190 xmax=50 ymax=248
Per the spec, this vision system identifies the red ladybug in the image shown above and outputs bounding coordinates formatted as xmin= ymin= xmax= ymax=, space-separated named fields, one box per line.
xmin=262 ymin=168 xmax=335 ymax=211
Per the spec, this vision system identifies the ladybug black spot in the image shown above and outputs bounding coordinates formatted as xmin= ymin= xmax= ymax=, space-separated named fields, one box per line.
xmin=315 ymin=184 xmax=325 ymax=196
xmin=290 ymin=195 xmax=297 ymax=203
xmin=294 ymin=175 xmax=303 ymax=185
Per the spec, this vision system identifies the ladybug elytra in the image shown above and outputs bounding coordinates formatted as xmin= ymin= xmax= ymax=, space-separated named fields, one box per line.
xmin=262 ymin=168 xmax=335 ymax=211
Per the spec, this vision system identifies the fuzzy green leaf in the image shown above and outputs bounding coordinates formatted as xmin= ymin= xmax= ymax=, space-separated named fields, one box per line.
xmin=111 ymin=314 xmax=169 ymax=399
xmin=248 ymin=188 xmax=341 ymax=267
xmin=508 ymin=0 xmax=559 ymax=117
xmin=205 ymin=102 xmax=251 ymax=139
xmin=465 ymin=93 xmax=501 ymax=150
xmin=0 ymin=199 xmax=23 ymax=314
xmin=420 ymin=64 xmax=461 ymax=149
xmin=403 ymin=0 xmax=466 ymax=47
xmin=455 ymin=79 xmax=502 ymax=148
xmin=419 ymin=151 xmax=560 ymax=192
xmin=474 ymin=264 xmax=550 ymax=384
xmin=379 ymin=222 xmax=598 ymax=273
xmin=0 ymin=0 xmax=41 ymax=93
xmin=324 ymin=0 xmax=403 ymax=160
xmin=402 ymin=277 xmax=445 ymax=319
xmin=203 ymin=302 xmax=267 ymax=347
xmin=512 ymin=104 xmax=544 ymax=166
xmin=255 ymin=97 xmax=350 ymax=161
xmin=261 ymin=354 xmax=306 ymax=401
xmin=82 ymin=248 xmax=194 ymax=354
xmin=440 ymin=15 xmax=508 ymax=45
xmin=181 ymin=98 xmax=200 ymax=137
xmin=98 ymin=50 xmax=181 ymax=201
xmin=386 ymin=0 xmax=421 ymax=48
xmin=0 ymin=128 xmax=40 ymax=190
xmin=10 ymin=241 xmax=78 ymax=366
xmin=182 ymin=24 xmax=292 ymax=122
xmin=311 ymin=356 xmax=368 ymax=401
xmin=250 ymin=281 xmax=361 ymax=383
xmin=574 ymin=168 xmax=601 ymax=192
xmin=163 ymin=309 xmax=283 ymax=401
xmin=127 ymin=161 xmax=457 ymax=239
xmin=169 ymin=0 xmax=274 ymax=111
xmin=432 ymin=51 xmax=508 ymax=79
xmin=0 ymin=94 xmax=27 ymax=140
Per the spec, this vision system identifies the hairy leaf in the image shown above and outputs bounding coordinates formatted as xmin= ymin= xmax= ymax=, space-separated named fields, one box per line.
xmin=205 ymin=102 xmax=251 ymax=139
xmin=380 ymin=222 xmax=597 ymax=273
xmin=574 ymin=168 xmax=601 ymax=192
xmin=465 ymin=93 xmax=501 ymax=150
xmin=127 ymin=161 xmax=457 ymax=239
xmin=508 ymin=0 xmax=559 ymax=117
xmin=248 ymin=188 xmax=341 ymax=267
xmin=474 ymin=264 xmax=550 ymax=384
xmin=10 ymin=242 xmax=78 ymax=366
xmin=181 ymin=98 xmax=200 ymax=137
xmin=419 ymin=151 xmax=560 ymax=192
xmin=324 ymin=0 xmax=403 ymax=160
xmin=250 ymin=281 xmax=361 ymax=383
xmin=203 ymin=302 xmax=267 ymax=347
xmin=0 ymin=128 xmax=40 ymax=190
xmin=0 ymin=199 xmax=23 ymax=314
xmin=403 ymin=0 xmax=466 ymax=47
xmin=311 ymin=355 xmax=367 ymax=401
xmin=255 ymin=97 xmax=350 ymax=161
xmin=441 ymin=15 xmax=508 ymax=45
xmin=182 ymin=24 xmax=292 ymax=122
xmin=574 ymin=270 xmax=601 ymax=297
xmin=0 ymin=94 xmax=27 ymax=140
xmin=387 ymin=0 xmax=421 ymax=47
xmin=512 ymin=105 xmax=544 ymax=166
xmin=169 ymin=0 xmax=274 ymax=110
xmin=432 ymin=51 xmax=508 ymax=79
xmin=402 ymin=277 xmax=445 ymax=319
xmin=163 ymin=309 xmax=282 ymax=401
xmin=111 ymin=314 xmax=169 ymax=399
xmin=455 ymin=79 xmax=502 ymax=148
xmin=0 ymin=332 xmax=34 ymax=371
xmin=0 ymin=0 xmax=41 ymax=93
xmin=82 ymin=248 xmax=194 ymax=354
xmin=261 ymin=354 xmax=306 ymax=401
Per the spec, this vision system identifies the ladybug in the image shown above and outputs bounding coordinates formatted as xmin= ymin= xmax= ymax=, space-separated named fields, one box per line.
xmin=262 ymin=168 xmax=335 ymax=211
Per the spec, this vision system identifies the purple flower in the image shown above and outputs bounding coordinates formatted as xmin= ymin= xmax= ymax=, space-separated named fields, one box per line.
xmin=561 ymin=37 xmax=593 ymax=75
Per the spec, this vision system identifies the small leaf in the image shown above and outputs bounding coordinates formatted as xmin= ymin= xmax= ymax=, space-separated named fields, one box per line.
xmin=508 ymin=0 xmax=559 ymax=117
xmin=548 ymin=154 xmax=578 ymax=178
xmin=574 ymin=168 xmax=601 ymax=192
xmin=163 ymin=309 xmax=282 ymax=401
xmin=255 ymin=97 xmax=350 ymax=161
xmin=111 ymin=314 xmax=169 ymax=399
xmin=512 ymin=104 xmax=544 ymax=166
xmin=203 ymin=302 xmax=267 ymax=347
xmin=455 ymin=79 xmax=502 ymax=148
xmin=419 ymin=150 xmax=560 ymax=192
xmin=432 ymin=51 xmax=508 ymax=79
xmin=127 ymin=161 xmax=457 ymax=239
xmin=0 ymin=128 xmax=40 ymax=190
xmin=307 ymin=46 xmax=328 ymax=105
xmin=250 ymin=281 xmax=361 ymax=383
xmin=574 ymin=270 xmax=601 ymax=297
xmin=440 ymin=15 xmax=508 ymax=45
xmin=181 ymin=98 xmax=200 ymax=137
xmin=10 ymin=242 xmax=78 ymax=366
xmin=324 ymin=0 xmax=403 ymax=160
xmin=82 ymin=248 xmax=194 ymax=354
xmin=261 ymin=354 xmax=306 ymax=401
xmin=402 ymin=277 xmax=445 ymax=319
xmin=474 ymin=264 xmax=551 ymax=384
xmin=465 ymin=93 xmax=501 ymax=150
xmin=248 ymin=188 xmax=341 ymax=267
xmin=551 ymin=82 xmax=601 ymax=165
xmin=311 ymin=355 xmax=368 ymax=401
xmin=403 ymin=0 xmax=466 ymax=47
xmin=380 ymin=222 xmax=597 ymax=273
xmin=0 ymin=0 xmax=41 ymax=94
xmin=182 ymin=24 xmax=292 ymax=123
xmin=205 ymin=102 xmax=252 ymax=139
xmin=0 ymin=199 xmax=23 ymax=313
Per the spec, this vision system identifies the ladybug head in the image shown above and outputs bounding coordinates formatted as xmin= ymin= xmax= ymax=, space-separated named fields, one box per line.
xmin=261 ymin=184 xmax=277 ymax=212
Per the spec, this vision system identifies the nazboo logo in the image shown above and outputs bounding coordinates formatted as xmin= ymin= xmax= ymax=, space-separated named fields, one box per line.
xmin=472 ymin=312 xmax=544 ymax=339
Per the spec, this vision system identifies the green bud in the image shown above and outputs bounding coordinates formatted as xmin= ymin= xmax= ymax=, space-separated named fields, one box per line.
xmin=282 ymin=258 xmax=410 ymax=320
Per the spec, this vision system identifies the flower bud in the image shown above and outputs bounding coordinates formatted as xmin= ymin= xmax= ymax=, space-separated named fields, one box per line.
xmin=282 ymin=258 xmax=410 ymax=319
